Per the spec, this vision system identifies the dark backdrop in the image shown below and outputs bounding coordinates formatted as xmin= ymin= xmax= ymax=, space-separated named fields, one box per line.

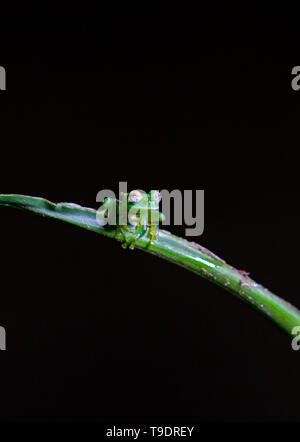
xmin=0 ymin=4 xmax=299 ymax=426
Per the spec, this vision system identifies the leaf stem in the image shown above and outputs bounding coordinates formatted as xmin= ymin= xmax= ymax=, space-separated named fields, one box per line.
xmin=1 ymin=193 xmax=299 ymax=338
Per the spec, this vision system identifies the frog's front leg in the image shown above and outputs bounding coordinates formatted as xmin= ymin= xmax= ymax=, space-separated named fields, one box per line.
xmin=127 ymin=222 xmax=147 ymax=250
xmin=115 ymin=226 xmax=129 ymax=249
xmin=116 ymin=225 xmax=135 ymax=249
xmin=116 ymin=224 xmax=145 ymax=250
xmin=128 ymin=222 xmax=158 ymax=248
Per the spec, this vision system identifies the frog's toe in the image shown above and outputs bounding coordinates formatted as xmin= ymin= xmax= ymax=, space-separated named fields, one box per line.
xmin=129 ymin=242 xmax=136 ymax=250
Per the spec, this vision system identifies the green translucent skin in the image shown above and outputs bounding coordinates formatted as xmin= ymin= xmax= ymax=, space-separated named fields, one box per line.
xmin=1 ymin=193 xmax=300 ymax=338
xmin=99 ymin=190 xmax=165 ymax=249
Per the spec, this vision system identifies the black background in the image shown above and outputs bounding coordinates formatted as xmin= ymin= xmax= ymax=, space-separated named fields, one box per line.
xmin=0 ymin=4 xmax=300 ymax=427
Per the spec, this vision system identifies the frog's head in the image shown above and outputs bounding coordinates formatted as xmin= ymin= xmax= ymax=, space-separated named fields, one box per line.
xmin=127 ymin=190 xmax=161 ymax=210
xmin=120 ymin=190 xmax=164 ymax=225
xmin=127 ymin=190 xmax=148 ymax=207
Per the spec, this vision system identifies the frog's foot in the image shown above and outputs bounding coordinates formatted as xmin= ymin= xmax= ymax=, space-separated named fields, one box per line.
xmin=116 ymin=226 xmax=138 ymax=250
xmin=148 ymin=225 xmax=158 ymax=244
xmin=116 ymin=227 xmax=127 ymax=248
xmin=120 ymin=237 xmax=136 ymax=250
xmin=129 ymin=241 xmax=136 ymax=250
xmin=122 ymin=236 xmax=137 ymax=250
xmin=115 ymin=228 xmax=123 ymax=242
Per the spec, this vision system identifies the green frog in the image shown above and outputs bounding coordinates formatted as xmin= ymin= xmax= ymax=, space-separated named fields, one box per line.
xmin=98 ymin=190 xmax=164 ymax=249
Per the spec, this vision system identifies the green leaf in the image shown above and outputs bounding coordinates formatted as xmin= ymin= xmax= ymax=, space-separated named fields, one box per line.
xmin=1 ymin=193 xmax=300 ymax=338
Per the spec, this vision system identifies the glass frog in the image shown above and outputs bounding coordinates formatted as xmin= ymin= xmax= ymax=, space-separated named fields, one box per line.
xmin=99 ymin=190 xmax=164 ymax=249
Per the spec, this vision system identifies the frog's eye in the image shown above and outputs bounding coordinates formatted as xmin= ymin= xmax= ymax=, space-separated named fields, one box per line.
xmin=151 ymin=191 xmax=161 ymax=203
xmin=128 ymin=190 xmax=143 ymax=203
